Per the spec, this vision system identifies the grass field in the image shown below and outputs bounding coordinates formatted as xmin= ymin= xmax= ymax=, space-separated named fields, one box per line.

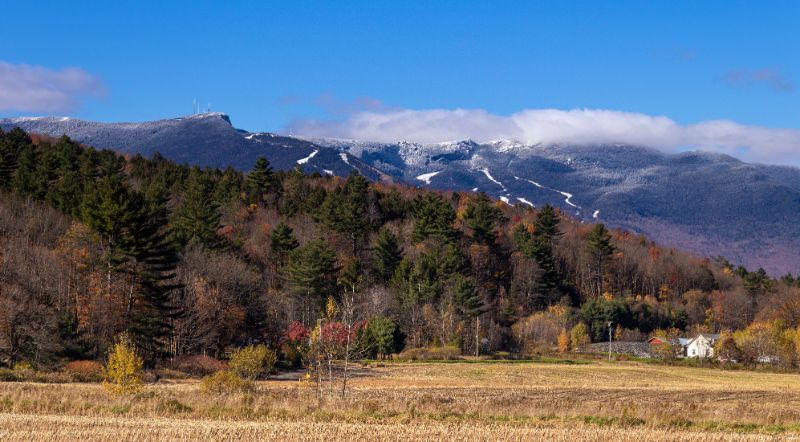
xmin=2 ymin=361 xmax=800 ymax=441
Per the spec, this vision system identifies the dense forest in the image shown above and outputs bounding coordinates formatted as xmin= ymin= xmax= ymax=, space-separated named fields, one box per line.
xmin=1 ymin=127 xmax=800 ymax=369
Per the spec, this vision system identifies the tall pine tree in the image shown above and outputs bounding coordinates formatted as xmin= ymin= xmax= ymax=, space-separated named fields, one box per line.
xmin=172 ymin=170 xmax=224 ymax=249
xmin=247 ymin=156 xmax=273 ymax=205
xmin=373 ymin=227 xmax=403 ymax=282
xmin=412 ymin=192 xmax=456 ymax=242
xmin=462 ymin=192 xmax=505 ymax=245
xmin=270 ymin=222 xmax=299 ymax=268
xmin=585 ymin=223 xmax=615 ymax=297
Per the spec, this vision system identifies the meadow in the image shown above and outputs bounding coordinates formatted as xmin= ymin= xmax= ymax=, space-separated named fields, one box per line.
xmin=2 ymin=361 xmax=800 ymax=441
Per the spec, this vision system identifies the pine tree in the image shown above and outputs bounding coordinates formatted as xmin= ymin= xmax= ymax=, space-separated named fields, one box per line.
xmin=0 ymin=128 xmax=20 ymax=190
xmin=462 ymin=192 xmax=505 ymax=244
xmin=585 ymin=223 xmax=615 ymax=297
xmin=337 ymin=259 xmax=362 ymax=295
xmin=449 ymin=274 xmax=485 ymax=319
xmin=270 ymin=222 xmax=299 ymax=268
xmin=247 ymin=156 xmax=273 ymax=205
xmin=530 ymin=205 xmax=563 ymax=302
xmin=126 ymin=184 xmax=182 ymax=364
xmin=172 ymin=170 xmax=224 ymax=249
xmin=285 ymin=239 xmax=339 ymax=307
xmin=319 ymin=172 xmax=370 ymax=252
xmin=373 ymin=227 xmax=403 ymax=282
xmin=512 ymin=211 xmax=563 ymax=306
xmin=11 ymin=144 xmax=38 ymax=195
xmin=366 ymin=316 xmax=399 ymax=359
xmin=81 ymin=175 xmax=139 ymax=290
xmin=412 ymin=192 xmax=456 ymax=242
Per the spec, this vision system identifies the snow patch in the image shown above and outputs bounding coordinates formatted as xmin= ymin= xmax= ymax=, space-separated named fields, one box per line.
xmin=480 ymin=168 xmax=506 ymax=191
xmin=500 ymin=196 xmax=511 ymax=204
xmin=471 ymin=187 xmax=479 ymax=192
xmin=593 ymin=210 xmax=600 ymax=218
xmin=416 ymin=171 xmax=441 ymax=185
xmin=517 ymin=197 xmax=535 ymax=207
xmin=520 ymin=178 xmax=580 ymax=209
xmin=296 ymin=149 xmax=319 ymax=165
xmin=559 ymin=191 xmax=578 ymax=208
xmin=323 ymin=169 xmax=334 ymax=175
xmin=339 ymin=152 xmax=352 ymax=166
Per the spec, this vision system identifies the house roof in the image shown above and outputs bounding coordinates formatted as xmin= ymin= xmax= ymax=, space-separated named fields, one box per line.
xmin=686 ymin=333 xmax=720 ymax=345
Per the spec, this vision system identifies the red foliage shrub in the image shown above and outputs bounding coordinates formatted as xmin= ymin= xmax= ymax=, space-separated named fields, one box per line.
xmin=286 ymin=321 xmax=309 ymax=343
xmin=63 ymin=360 xmax=103 ymax=382
xmin=64 ymin=360 xmax=103 ymax=375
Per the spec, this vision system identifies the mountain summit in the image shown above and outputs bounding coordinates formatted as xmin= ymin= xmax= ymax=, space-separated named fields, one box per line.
xmin=3 ymin=113 xmax=799 ymax=275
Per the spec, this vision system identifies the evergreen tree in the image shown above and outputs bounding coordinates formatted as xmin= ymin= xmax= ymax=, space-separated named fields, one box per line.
xmin=373 ymin=227 xmax=403 ymax=282
xmin=11 ymin=144 xmax=39 ymax=195
xmin=585 ymin=223 xmax=615 ymax=297
xmin=407 ymin=251 xmax=443 ymax=304
xmin=285 ymin=239 xmax=339 ymax=307
xmin=0 ymin=128 xmax=22 ymax=191
xmin=46 ymin=137 xmax=85 ymax=217
xmin=378 ymin=188 xmax=407 ymax=222
xmin=215 ymin=166 xmax=244 ymax=205
xmin=462 ymin=192 xmax=505 ymax=244
xmin=365 ymin=316 xmax=401 ymax=359
xmin=448 ymin=274 xmax=485 ymax=319
xmin=126 ymin=184 xmax=182 ymax=364
xmin=412 ymin=192 xmax=456 ymax=242
xmin=270 ymin=222 xmax=299 ymax=268
xmin=530 ymin=205 xmax=563 ymax=302
xmin=81 ymin=175 xmax=138 ymax=269
xmin=438 ymin=242 xmax=468 ymax=276
xmin=247 ymin=156 xmax=273 ymax=205
xmin=337 ymin=259 xmax=363 ymax=295
xmin=172 ymin=170 xmax=224 ymax=249
xmin=319 ymin=172 xmax=370 ymax=252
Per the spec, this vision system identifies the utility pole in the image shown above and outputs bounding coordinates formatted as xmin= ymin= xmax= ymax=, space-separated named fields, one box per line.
xmin=608 ymin=321 xmax=613 ymax=361
xmin=475 ymin=315 xmax=480 ymax=358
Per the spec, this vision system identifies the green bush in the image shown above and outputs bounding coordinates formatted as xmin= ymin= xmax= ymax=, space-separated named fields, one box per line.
xmin=228 ymin=345 xmax=276 ymax=380
xmin=200 ymin=371 xmax=254 ymax=394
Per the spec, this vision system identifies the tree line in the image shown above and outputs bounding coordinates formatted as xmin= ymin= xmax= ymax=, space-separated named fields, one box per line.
xmin=1 ymin=127 xmax=799 ymax=369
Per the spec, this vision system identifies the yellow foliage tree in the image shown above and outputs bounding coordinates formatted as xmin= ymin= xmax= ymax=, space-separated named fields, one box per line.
xmin=102 ymin=333 xmax=143 ymax=395
xmin=570 ymin=323 xmax=590 ymax=351
xmin=557 ymin=328 xmax=570 ymax=353
xmin=229 ymin=344 xmax=277 ymax=380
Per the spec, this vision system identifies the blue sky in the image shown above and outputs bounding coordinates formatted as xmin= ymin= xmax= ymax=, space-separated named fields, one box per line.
xmin=1 ymin=1 xmax=798 ymax=164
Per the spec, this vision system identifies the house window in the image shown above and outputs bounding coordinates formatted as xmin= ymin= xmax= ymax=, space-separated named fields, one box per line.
xmin=691 ymin=349 xmax=695 ymax=356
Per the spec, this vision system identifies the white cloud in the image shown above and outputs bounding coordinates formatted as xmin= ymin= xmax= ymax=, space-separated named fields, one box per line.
xmin=0 ymin=61 xmax=105 ymax=113
xmin=290 ymin=107 xmax=800 ymax=166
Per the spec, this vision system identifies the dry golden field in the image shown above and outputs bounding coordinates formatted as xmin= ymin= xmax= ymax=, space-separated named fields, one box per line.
xmin=2 ymin=361 xmax=800 ymax=441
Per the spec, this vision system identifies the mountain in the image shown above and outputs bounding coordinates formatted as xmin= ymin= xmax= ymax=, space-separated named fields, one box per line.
xmin=0 ymin=113 xmax=388 ymax=181
xmin=3 ymin=113 xmax=799 ymax=276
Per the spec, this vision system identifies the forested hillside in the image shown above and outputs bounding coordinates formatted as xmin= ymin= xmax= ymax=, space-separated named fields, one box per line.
xmin=1 ymin=127 xmax=799 ymax=368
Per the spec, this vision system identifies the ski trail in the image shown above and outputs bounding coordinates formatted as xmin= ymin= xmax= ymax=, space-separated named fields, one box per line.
xmin=416 ymin=171 xmax=441 ymax=185
xmin=296 ymin=150 xmax=318 ymax=165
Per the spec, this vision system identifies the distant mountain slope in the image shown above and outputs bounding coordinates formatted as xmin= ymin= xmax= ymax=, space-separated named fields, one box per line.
xmin=3 ymin=113 xmax=799 ymax=275
xmin=0 ymin=113 xmax=387 ymax=181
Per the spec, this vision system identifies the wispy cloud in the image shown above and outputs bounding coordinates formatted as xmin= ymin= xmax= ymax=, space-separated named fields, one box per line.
xmin=725 ymin=67 xmax=793 ymax=93
xmin=0 ymin=61 xmax=105 ymax=113
xmin=289 ymin=107 xmax=800 ymax=167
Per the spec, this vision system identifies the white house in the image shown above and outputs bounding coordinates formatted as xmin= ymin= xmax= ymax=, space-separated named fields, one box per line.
xmin=683 ymin=334 xmax=719 ymax=358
